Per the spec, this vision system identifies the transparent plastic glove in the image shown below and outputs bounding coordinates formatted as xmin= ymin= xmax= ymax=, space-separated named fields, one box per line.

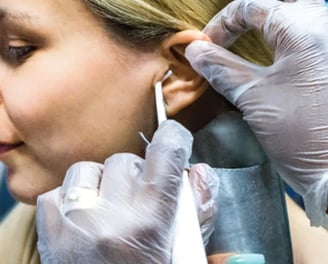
xmin=185 ymin=0 xmax=328 ymax=227
xmin=189 ymin=163 xmax=219 ymax=246
xmin=36 ymin=120 xmax=219 ymax=264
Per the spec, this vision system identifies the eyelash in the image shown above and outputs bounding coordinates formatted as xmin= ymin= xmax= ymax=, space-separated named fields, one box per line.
xmin=2 ymin=45 xmax=36 ymax=64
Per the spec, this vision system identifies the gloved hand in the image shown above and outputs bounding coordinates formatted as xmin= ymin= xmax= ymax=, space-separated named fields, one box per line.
xmin=185 ymin=0 xmax=328 ymax=227
xmin=36 ymin=120 xmax=219 ymax=264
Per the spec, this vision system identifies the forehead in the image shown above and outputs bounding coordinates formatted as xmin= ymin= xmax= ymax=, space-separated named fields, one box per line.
xmin=0 ymin=0 xmax=95 ymax=26
xmin=0 ymin=0 xmax=137 ymax=66
xmin=0 ymin=0 xmax=111 ymax=44
xmin=0 ymin=8 xmax=37 ymax=21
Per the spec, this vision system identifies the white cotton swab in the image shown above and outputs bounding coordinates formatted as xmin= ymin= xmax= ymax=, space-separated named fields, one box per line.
xmin=154 ymin=71 xmax=207 ymax=264
xmin=154 ymin=70 xmax=172 ymax=124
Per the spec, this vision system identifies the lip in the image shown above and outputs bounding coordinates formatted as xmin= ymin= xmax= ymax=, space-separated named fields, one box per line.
xmin=0 ymin=142 xmax=24 ymax=156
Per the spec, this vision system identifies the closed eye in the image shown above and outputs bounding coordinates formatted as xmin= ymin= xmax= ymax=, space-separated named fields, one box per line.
xmin=2 ymin=45 xmax=36 ymax=64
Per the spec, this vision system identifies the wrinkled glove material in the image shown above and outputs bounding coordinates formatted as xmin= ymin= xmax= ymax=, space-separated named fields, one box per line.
xmin=36 ymin=120 xmax=219 ymax=264
xmin=186 ymin=0 xmax=328 ymax=228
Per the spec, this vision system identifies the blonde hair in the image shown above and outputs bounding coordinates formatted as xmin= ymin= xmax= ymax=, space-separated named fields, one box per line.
xmin=83 ymin=0 xmax=272 ymax=65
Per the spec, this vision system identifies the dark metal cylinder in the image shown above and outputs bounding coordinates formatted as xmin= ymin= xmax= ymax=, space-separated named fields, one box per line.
xmin=206 ymin=164 xmax=292 ymax=263
xmin=191 ymin=111 xmax=293 ymax=264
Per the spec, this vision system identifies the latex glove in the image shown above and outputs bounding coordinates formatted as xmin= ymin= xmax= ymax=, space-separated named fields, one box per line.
xmin=185 ymin=0 xmax=328 ymax=228
xmin=36 ymin=120 xmax=219 ymax=264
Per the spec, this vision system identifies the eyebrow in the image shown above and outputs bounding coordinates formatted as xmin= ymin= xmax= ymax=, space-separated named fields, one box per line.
xmin=0 ymin=8 xmax=39 ymax=23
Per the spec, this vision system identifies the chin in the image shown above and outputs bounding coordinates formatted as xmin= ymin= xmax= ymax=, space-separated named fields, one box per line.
xmin=8 ymin=187 xmax=39 ymax=205
xmin=6 ymin=166 xmax=64 ymax=205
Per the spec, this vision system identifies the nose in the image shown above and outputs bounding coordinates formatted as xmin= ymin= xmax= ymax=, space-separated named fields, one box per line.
xmin=0 ymin=88 xmax=3 ymax=107
xmin=0 ymin=63 xmax=8 ymax=120
xmin=0 ymin=62 xmax=6 ymax=105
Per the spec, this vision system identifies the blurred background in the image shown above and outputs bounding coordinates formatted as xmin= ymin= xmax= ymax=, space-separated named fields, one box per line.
xmin=0 ymin=163 xmax=16 ymax=221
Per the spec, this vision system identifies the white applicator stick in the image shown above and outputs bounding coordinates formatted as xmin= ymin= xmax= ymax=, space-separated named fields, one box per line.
xmin=154 ymin=70 xmax=207 ymax=264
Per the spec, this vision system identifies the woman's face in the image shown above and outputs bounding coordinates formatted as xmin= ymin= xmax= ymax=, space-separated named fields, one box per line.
xmin=0 ymin=0 xmax=164 ymax=204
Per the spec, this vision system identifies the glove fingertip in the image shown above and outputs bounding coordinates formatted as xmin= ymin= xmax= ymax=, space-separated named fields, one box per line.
xmin=189 ymin=163 xmax=220 ymax=189
xmin=185 ymin=40 xmax=214 ymax=70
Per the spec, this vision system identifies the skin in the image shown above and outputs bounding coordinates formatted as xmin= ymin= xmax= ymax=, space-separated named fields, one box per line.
xmin=207 ymin=253 xmax=233 ymax=264
xmin=286 ymin=195 xmax=328 ymax=263
xmin=0 ymin=0 xmax=164 ymax=204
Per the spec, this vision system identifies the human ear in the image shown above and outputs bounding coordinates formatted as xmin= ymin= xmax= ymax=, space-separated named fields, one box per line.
xmin=160 ymin=30 xmax=211 ymax=116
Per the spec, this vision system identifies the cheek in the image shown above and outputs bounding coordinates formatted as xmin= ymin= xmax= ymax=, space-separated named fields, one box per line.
xmin=5 ymin=60 xmax=158 ymax=164
xmin=4 ymin=52 xmax=109 ymax=137
xmin=4 ymin=74 xmax=70 ymax=142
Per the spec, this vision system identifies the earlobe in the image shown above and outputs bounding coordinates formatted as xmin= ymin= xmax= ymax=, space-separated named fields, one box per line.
xmin=159 ymin=30 xmax=211 ymax=117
